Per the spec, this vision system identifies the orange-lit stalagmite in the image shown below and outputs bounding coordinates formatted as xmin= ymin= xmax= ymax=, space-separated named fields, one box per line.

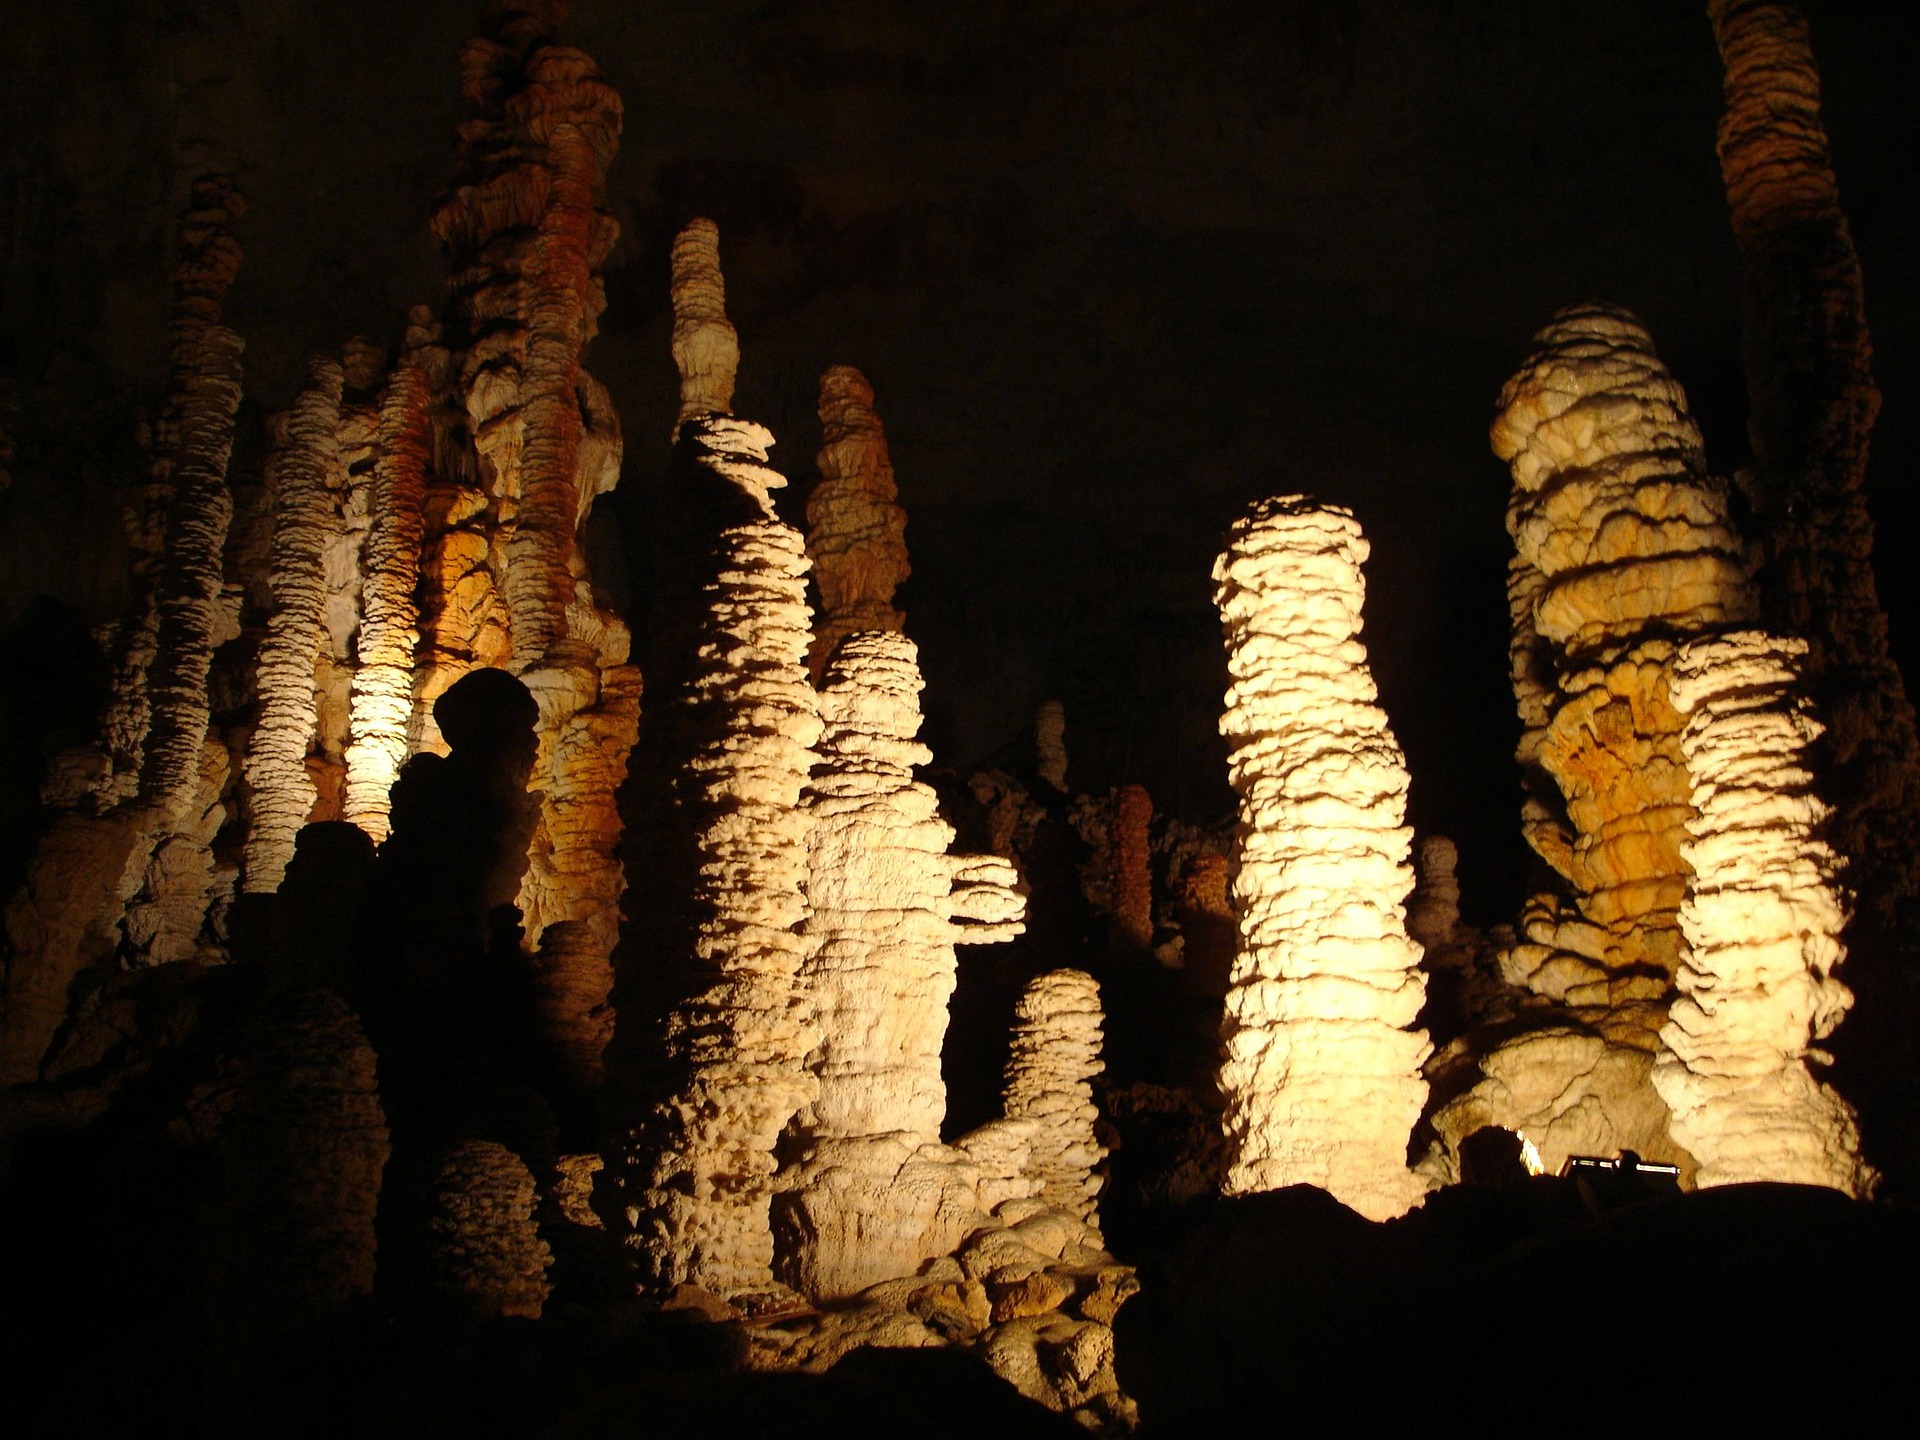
xmin=1108 ymin=784 xmax=1154 ymax=953
xmin=614 ymin=415 xmax=823 ymax=1302
xmin=342 ymin=360 xmax=431 ymax=840
xmin=1709 ymin=0 xmax=1920 ymax=930
xmin=805 ymin=366 xmax=909 ymax=678
xmin=1212 ymin=496 xmax=1432 ymax=1221
xmin=1433 ymin=303 xmax=1757 ymax=1177
xmin=1655 ymin=631 xmax=1875 ymax=1194
xmin=428 ymin=4 xmax=637 ymax=1087
xmin=670 ymin=218 xmax=738 ymax=430
xmin=776 ymin=631 xmax=1027 ymax=1301
xmin=242 ymin=358 xmax=345 ymax=892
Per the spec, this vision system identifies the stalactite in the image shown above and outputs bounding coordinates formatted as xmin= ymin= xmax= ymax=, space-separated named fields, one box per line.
xmin=1432 ymin=303 xmax=1757 ymax=1178
xmin=201 ymin=988 xmax=390 ymax=1336
xmin=775 ymin=631 xmax=1028 ymax=1301
xmin=1708 ymin=0 xmax=1920 ymax=929
xmin=805 ymin=366 xmax=909 ymax=678
xmin=1212 ymin=496 xmax=1431 ymax=1221
xmin=1108 ymin=784 xmax=1154 ymax=953
xmin=1653 ymin=631 xmax=1875 ymax=1194
xmin=420 ymin=1139 xmax=553 ymax=1318
xmin=342 ymin=361 xmax=431 ymax=840
xmin=670 ymin=218 xmax=738 ymax=430
xmin=242 ymin=358 xmax=345 ymax=892
xmin=613 ymin=415 xmax=822 ymax=1303
xmin=1002 ymin=969 xmax=1108 ymax=1228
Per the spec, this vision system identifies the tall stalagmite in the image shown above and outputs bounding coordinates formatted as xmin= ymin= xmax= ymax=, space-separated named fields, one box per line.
xmin=805 ymin=366 xmax=909 ymax=678
xmin=1108 ymin=784 xmax=1154 ymax=953
xmin=1433 ymin=304 xmax=1759 ymax=1176
xmin=1708 ymin=0 xmax=1920 ymax=929
xmin=429 ymin=2 xmax=638 ymax=1088
xmin=776 ymin=631 xmax=1027 ymax=1300
xmin=242 ymin=359 xmax=346 ymax=891
xmin=1212 ymin=496 xmax=1431 ymax=1221
xmin=1002 ymin=968 xmax=1108 ymax=1227
xmin=1654 ymin=631 xmax=1875 ymax=1194
xmin=342 ymin=361 xmax=431 ymax=840
xmin=614 ymin=415 xmax=823 ymax=1302
xmin=420 ymin=1140 xmax=554 ymax=1318
xmin=669 ymin=218 xmax=738 ymax=430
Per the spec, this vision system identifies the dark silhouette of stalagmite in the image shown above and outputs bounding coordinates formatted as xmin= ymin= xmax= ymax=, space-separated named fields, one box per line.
xmin=420 ymin=1139 xmax=553 ymax=1318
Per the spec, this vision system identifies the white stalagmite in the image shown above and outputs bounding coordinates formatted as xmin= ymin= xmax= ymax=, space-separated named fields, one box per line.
xmin=342 ymin=361 xmax=430 ymax=841
xmin=775 ymin=631 xmax=1028 ymax=1300
xmin=622 ymin=415 xmax=824 ymax=1300
xmin=1212 ymin=495 xmax=1431 ymax=1221
xmin=1002 ymin=968 xmax=1107 ymax=1227
xmin=243 ymin=358 xmax=345 ymax=891
xmin=670 ymin=218 xmax=739 ymax=429
xmin=1655 ymin=631 xmax=1876 ymax=1194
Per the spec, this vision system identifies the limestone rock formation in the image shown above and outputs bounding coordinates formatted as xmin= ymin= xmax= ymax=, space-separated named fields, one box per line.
xmin=1211 ymin=496 xmax=1431 ymax=1221
xmin=1654 ymin=631 xmax=1875 ymax=1194
xmin=1709 ymin=0 xmax=1920 ymax=929
xmin=805 ymin=366 xmax=910 ymax=678
xmin=1107 ymin=785 xmax=1154 ymax=954
xmin=669 ymin=218 xmax=739 ymax=429
xmin=420 ymin=1139 xmax=554 ymax=1318
xmin=1034 ymin=700 xmax=1069 ymax=793
xmin=201 ymin=988 xmax=390 ymax=1337
xmin=614 ymin=415 xmax=823 ymax=1301
xmin=776 ymin=631 xmax=1030 ymax=1301
xmin=1406 ymin=835 xmax=1461 ymax=957
xmin=242 ymin=358 xmax=346 ymax=891
xmin=1002 ymin=969 xmax=1108 ymax=1228
xmin=1434 ymin=304 xmax=1759 ymax=1178
xmin=341 ymin=360 xmax=431 ymax=841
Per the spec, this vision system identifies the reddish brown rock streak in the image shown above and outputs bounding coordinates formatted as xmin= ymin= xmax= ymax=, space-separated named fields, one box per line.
xmin=1709 ymin=0 xmax=1920 ymax=927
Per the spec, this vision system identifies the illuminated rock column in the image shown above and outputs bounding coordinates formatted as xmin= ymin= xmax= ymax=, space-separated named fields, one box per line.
xmin=805 ymin=365 xmax=909 ymax=678
xmin=242 ymin=357 xmax=345 ymax=891
xmin=342 ymin=361 xmax=431 ymax=840
xmin=1108 ymin=784 xmax=1154 ymax=952
xmin=1212 ymin=495 xmax=1431 ymax=1221
xmin=670 ymin=217 xmax=739 ymax=429
xmin=1654 ymin=631 xmax=1876 ymax=1194
xmin=618 ymin=416 xmax=823 ymax=1300
xmin=1003 ymin=968 xmax=1108 ymax=1227
xmin=777 ymin=631 xmax=1027 ymax=1300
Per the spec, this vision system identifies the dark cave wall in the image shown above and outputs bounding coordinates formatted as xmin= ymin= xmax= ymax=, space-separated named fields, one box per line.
xmin=3 ymin=0 xmax=1917 ymax=925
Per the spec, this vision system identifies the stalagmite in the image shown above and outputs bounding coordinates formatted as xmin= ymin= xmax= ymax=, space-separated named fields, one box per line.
xmin=615 ymin=415 xmax=823 ymax=1301
xmin=1433 ymin=303 xmax=1759 ymax=1177
xmin=1003 ymin=969 xmax=1108 ymax=1227
xmin=1108 ymin=784 xmax=1154 ymax=953
xmin=1212 ymin=496 xmax=1431 ymax=1221
xmin=242 ymin=358 xmax=345 ymax=891
xmin=429 ymin=5 xmax=637 ymax=1088
xmin=420 ymin=1140 xmax=553 ymax=1318
xmin=775 ymin=631 xmax=1029 ymax=1300
xmin=1406 ymin=835 xmax=1461 ymax=956
xmin=1653 ymin=631 xmax=1875 ymax=1194
xmin=670 ymin=218 xmax=738 ymax=429
xmin=1034 ymin=699 xmax=1068 ymax=793
xmin=1709 ymin=0 xmax=1920 ymax=927
xmin=805 ymin=366 xmax=910 ymax=678
xmin=342 ymin=361 xmax=431 ymax=840
xmin=201 ymin=988 xmax=390 ymax=1336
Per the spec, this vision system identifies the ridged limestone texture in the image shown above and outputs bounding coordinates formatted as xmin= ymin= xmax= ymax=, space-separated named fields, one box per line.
xmin=1003 ymin=968 xmax=1107 ymax=1227
xmin=1406 ymin=835 xmax=1461 ymax=956
xmin=430 ymin=9 xmax=638 ymax=1088
xmin=1710 ymin=1 xmax=1920 ymax=928
xmin=1109 ymin=785 xmax=1154 ymax=952
xmin=1433 ymin=305 xmax=1758 ymax=1178
xmin=342 ymin=362 xmax=431 ymax=840
xmin=670 ymin=218 xmax=738 ymax=430
xmin=1212 ymin=496 xmax=1431 ymax=1221
xmin=421 ymin=1139 xmax=554 ymax=1318
xmin=621 ymin=415 xmax=824 ymax=1301
xmin=805 ymin=366 xmax=909 ymax=679
xmin=242 ymin=358 xmax=345 ymax=891
xmin=776 ymin=631 xmax=1028 ymax=1301
xmin=1654 ymin=631 xmax=1876 ymax=1195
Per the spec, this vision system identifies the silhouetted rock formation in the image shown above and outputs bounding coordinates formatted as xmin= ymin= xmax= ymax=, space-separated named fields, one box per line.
xmin=420 ymin=1137 xmax=553 ymax=1318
